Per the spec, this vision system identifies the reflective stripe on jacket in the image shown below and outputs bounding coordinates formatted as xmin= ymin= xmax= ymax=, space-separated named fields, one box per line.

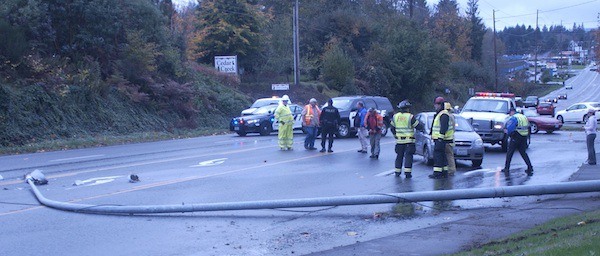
xmin=393 ymin=112 xmax=417 ymax=143
xmin=303 ymin=104 xmax=321 ymax=126
xmin=275 ymin=105 xmax=294 ymax=123
xmin=432 ymin=110 xmax=454 ymax=140
xmin=515 ymin=113 xmax=529 ymax=136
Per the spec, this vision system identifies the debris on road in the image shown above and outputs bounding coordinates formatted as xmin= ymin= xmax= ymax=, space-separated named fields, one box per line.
xmin=129 ymin=174 xmax=140 ymax=183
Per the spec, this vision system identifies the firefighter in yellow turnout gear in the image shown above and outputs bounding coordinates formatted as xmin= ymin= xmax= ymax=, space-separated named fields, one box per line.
xmin=443 ymin=102 xmax=457 ymax=176
xmin=429 ymin=97 xmax=454 ymax=179
xmin=392 ymin=100 xmax=424 ymax=178
xmin=275 ymin=95 xmax=295 ymax=150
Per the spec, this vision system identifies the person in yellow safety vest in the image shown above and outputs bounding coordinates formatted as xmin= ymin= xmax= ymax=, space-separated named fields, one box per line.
xmin=275 ymin=95 xmax=295 ymax=150
xmin=429 ymin=96 xmax=453 ymax=179
xmin=391 ymin=100 xmax=424 ymax=178
xmin=301 ymin=98 xmax=321 ymax=150
xmin=443 ymin=102 xmax=457 ymax=176
xmin=503 ymin=107 xmax=534 ymax=175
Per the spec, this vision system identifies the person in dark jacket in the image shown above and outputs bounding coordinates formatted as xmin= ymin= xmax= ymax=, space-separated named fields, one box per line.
xmin=319 ymin=99 xmax=341 ymax=152
xmin=429 ymin=96 xmax=453 ymax=179
xmin=503 ymin=108 xmax=534 ymax=175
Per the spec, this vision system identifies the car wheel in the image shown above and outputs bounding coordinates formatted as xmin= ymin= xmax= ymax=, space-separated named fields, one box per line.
xmin=337 ymin=122 xmax=350 ymax=138
xmin=557 ymin=115 xmax=564 ymax=124
xmin=259 ymin=122 xmax=272 ymax=136
xmin=583 ymin=114 xmax=589 ymax=123
xmin=423 ymin=145 xmax=433 ymax=166
xmin=530 ymin=122 xmax=539 ymax=134
xmin=472 ymin=159 xmax=482 ymax=167
xmin=236 ymin=131 xmax=247 ymax=137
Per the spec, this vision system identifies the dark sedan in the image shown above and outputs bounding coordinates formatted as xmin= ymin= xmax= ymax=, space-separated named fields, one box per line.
xmin=536 ymin=102 xmax=556 ymax=116
xmin=523 ymin=109 xmax=562 ymax=134
xmin=230 ymin=104 xmax=303 ymax=136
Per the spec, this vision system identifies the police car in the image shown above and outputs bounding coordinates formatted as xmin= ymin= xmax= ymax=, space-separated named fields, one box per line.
xmin=459 ymin=92 xmax=528 ymax=152
xmin=230 ymin=104 xmax=303 ymax=136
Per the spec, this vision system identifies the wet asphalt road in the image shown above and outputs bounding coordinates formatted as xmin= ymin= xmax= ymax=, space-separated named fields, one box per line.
xmin=0 ymin=68 xmax=598 ymax=256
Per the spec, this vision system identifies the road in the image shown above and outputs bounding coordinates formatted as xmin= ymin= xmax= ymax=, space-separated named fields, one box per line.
xmin=0 ymin=69 xmax=598 ymax=256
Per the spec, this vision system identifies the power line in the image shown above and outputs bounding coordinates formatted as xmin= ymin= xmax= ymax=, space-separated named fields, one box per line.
xmin=495 ymin=0 xmax=599 ymax=20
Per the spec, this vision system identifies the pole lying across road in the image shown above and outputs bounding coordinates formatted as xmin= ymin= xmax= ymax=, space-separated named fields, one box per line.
xmin=26 ymin=173 xmax=600 ymax=215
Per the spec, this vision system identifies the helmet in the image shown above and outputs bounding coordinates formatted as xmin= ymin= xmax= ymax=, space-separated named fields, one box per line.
xmin=281 ymin=95 xmax=290 ymax=101
xmin=309 ymin=98 xmax=317 ymax=103
xmin=397 ymin=100 xmax=411 ymax=109
xmin=368 ymin=107 xmax=376 ymax=112
xmin=434 ymin=96 xmax=445 ymax=104
xmin=444 ymin=102 xmax=452 ymax=110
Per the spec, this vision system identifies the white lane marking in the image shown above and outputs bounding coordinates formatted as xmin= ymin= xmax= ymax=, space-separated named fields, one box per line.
xmin=463 ymin=168 xmax=497 ymax=176
xmin=375 ymin=170 xmax=395 ymax=177
xmin=50 ymin=154 xmax=105 ymax=162
xmin=189 ymin=158 xmax=228 ymax=167
xmin=69 ymin=175 xmax=123 ymax=189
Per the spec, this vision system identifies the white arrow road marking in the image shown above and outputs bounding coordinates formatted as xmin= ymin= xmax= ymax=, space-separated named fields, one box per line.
xmin=190 ymin=158 xmax=228 ymax=167
xmin=69 ymin=175 xmax=123 ymax=189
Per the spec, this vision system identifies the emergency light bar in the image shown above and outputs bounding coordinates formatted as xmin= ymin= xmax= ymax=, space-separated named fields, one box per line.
xmin=475 ymin=92 xmax=515 ymax=98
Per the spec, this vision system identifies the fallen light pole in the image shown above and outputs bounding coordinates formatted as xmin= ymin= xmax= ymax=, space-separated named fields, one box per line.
xmin=26 ymin=174 xmax=600 ymax=215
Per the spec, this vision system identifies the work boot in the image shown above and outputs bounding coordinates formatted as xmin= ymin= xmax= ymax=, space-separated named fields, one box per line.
xmin=394 ymin=172 xmax=402 ymax=177
xmin=369 ymin=155 xmax=376 ymax=158
xmin=525 ymin=168 xmax=534 ymax=176
xmin=441 ymin=171 xmax=448 ymax=178
xmin=405 ymin=172 xmax=412 ymax=179
xmin=320 ymin=148 xmax=326 ymax=152
xmin=428 ymin=172 xmax=444 ymax=179
xmin=327 ymin=149 xmax=333 ymax=153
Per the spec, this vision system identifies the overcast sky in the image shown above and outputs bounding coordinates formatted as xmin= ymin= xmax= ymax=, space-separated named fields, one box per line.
xmin=431 ymin=0 xmax=599 ymax=30
xmin=173 ymin=0 xmax=599 ymax=30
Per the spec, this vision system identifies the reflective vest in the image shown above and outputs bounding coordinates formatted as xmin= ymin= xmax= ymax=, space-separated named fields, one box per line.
xmin=303 ymin=104 xmax=321 ymax=126
xmin=275 ymin=105 xmax=294 ymax=123
xmin=432 ymin=110 xmax=454 ymax=140
xmin=393 ymin=112 xmax=418 ymax=143
xmin=515 ymin=113 xmax=530 ymax=136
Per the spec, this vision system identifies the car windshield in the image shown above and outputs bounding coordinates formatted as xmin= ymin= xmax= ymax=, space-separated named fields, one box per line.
xmin=525 ymin=96 xmax=537 ymax=101
xmin=462 ymin=99 xmax=508 ymax=113
xmin=539 ymin=102 xmax=552 ymax=107
xmin=523 ymin=109 xmax=539 ymax=117
xmin=454 ymin=116 xmax=474 ymax=132
xmin=329 ymin=99 xmax=353 ymax=111
xmin=590 ymin=103 xmax=600 ymax=108
xmin=250 ymin=99 xmax=280 ymax=108
xmin=252 ymin=105 xmax=278 ymax=115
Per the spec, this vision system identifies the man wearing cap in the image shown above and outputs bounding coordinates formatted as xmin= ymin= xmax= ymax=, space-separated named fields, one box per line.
xmin=355 ymin=101 xmax=369 ymax=153
xmin=584 ymin=108 xmax=597 ymax=165
xmin=302 ymin=98 xmax=321 ymax=150
xmin=429 ymin=96 xmax=453 ymax=179
xmin=275 ymin=95 xmax=294 ymax=150
xmin=503 ymin=107 xmax=534 ymax=175
xmin=392 ymin=100 xmax=424 ymax=178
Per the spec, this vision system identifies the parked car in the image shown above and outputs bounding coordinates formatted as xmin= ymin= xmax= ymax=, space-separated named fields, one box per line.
xmin=230 ymin=104 xmax=303 ymax=136
xmin=523 ymin=109 xmax=562 ymax=134
xmin=414 ymin=112 xmax=484 ymax=167
xmin=536 ymin=102 xmax=556 ymax=116
xmin=556 ymin=102 xmax=600 ymax=123
xmin=326 ymin=96 xmax=394 ymax=138
xmin=241 ymin=96 xmax=291 ymax=116
xmin=565 ymin=83 xmax=573 ymax=89
xmin=523 ymin=96 xmax=539 ymax=107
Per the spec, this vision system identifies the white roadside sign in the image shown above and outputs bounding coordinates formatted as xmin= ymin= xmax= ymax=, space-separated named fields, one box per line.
xmin=215 ymin=56 xmax=237 ymax=74
xmin=272 ymin=84 xmax=290 ymax=91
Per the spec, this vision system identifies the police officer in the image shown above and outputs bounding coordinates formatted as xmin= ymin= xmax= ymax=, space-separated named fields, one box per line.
xmin=503 ymin=107 xmax=533 ymax=175
xmin=429 ymin=96 xmax=453 ymax=179
xmin=392 ymin=100 xmax=423 ymax=178
xmin=319 ymin=99 xmax=341 ymax=152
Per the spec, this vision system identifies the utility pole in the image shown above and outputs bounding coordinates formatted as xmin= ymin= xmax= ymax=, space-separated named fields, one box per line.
xmin=493 ymin=10 xmax=498 ymax=92
xmin=534 ymin=9 xmax=538 ymax=84
xmin=293 ymin=0 xmax=300 ymax=87
xmin=408 ymin=0 xmax=414 ymax=19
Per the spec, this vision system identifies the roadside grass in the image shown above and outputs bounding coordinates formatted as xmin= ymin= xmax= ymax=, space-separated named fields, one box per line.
xmin=454 ymin=209 xmax=600 ymax=256
xmin=0 ymin=128 xmax=228 ymax=155
xmin=529 ymin=84 xmax=563 ymax=97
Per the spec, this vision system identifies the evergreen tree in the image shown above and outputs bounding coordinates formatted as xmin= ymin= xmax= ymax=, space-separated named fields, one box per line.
xmin=466 ymin=0 xmax=485 ymax=63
